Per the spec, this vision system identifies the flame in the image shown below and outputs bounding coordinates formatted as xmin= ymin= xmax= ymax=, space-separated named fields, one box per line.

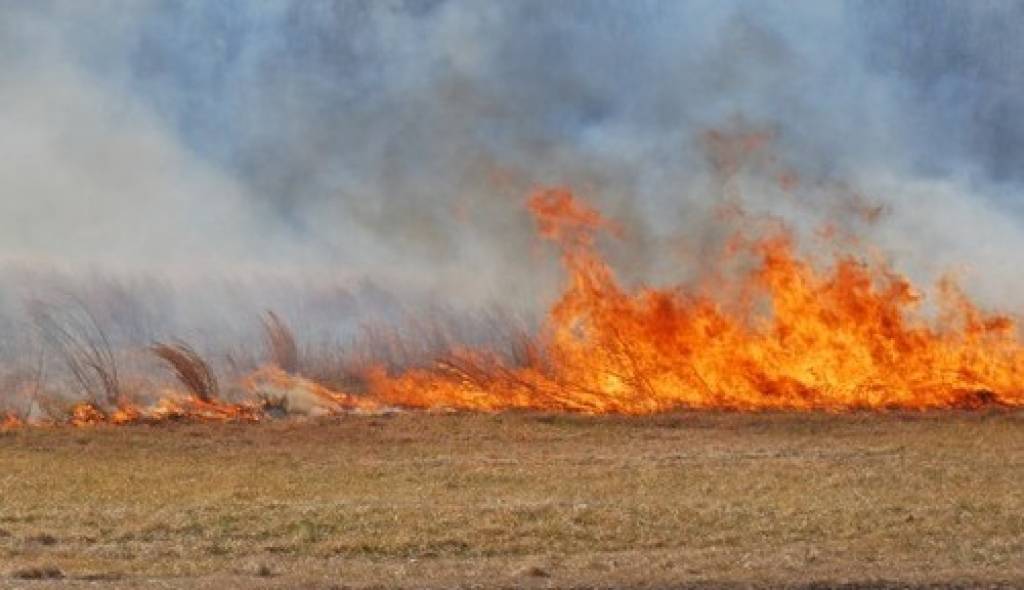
xmin=54 ymin=366 xmax=386 ymax=427
xmin=366 ymin=187 xmax=1024 ymax=413
xmin=67 ymin=395 xmax=264 ymax=426
xmin=10 ymin=183 xmax=1024 ymax=425
xmin=1 ymin=412 xmax=23 ymax=430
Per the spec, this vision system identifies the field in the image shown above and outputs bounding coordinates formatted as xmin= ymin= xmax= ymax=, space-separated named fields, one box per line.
xmin=1 ymin=411 xmax=1023 ymax=589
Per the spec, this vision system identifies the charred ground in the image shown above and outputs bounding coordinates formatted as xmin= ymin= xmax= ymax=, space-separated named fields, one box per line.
xmin=1 ymin=410 xmax=1022 ymax=589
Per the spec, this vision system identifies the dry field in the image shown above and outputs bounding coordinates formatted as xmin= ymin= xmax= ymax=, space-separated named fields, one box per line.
xmin=1 ymin=411 xmax=1022 ymax=589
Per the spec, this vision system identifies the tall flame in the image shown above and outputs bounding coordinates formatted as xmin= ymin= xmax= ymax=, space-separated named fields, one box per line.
xmin=367 ymin=187 xmax=1024 ymax=412
xmin=7 ymin=185 xmax=1024 ymax=427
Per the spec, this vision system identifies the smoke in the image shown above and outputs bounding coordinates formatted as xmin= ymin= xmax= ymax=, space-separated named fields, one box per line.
xmin=3 ymin=0 xmax=1024 ymax=358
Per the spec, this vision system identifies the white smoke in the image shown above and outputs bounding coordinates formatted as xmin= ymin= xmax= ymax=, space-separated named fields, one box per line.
xmin=2 ymin=0 xmax=1024 ymax=366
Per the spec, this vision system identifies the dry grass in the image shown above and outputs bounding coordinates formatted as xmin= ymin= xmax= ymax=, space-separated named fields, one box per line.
xmin=1 ymin=411 xmax=1022 ymax=589
xmin=150 ymin=342 xmax=219 ymax=402
xmin=28 ymin=298 xmax=120 ymax=406
xmin=0 ymin=357 xmax=45 ymax=421
xmin=261 ymin=311 xmax=298 ymax=374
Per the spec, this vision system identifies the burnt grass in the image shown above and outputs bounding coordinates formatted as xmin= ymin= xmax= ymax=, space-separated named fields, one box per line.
xmin=0 ymin=410 xmax=1022 ymax=589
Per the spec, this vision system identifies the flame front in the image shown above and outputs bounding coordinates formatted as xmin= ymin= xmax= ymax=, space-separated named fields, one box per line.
xmin=67 ymin=396 xmax=264 ymax=426
xmin=42 ymin=366 xmax=384 ymax=428
xmin=7 ymin=185 xmax=1024 ymax=427
xmin=367 ymin=187 xmax=1024 ymax=413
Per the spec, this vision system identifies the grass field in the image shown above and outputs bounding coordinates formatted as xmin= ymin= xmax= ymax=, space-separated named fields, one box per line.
xmin=1 ymin=411 xmax=1023 ymax=588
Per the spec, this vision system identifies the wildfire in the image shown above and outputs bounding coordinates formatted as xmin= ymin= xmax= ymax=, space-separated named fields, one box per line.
xmin=11 ymin=363 xmax=387 ymax=428
xmin=366 ymin=187 xmax=1024 ymax=413
xmin=48 ymin=366 xmax=391 ymax=427
xmin=66 ymin=396 xmax=264 ymax=426
xmin=1 ymin=412 xmax=23 ymax=430
xmin=244 ymin=365 xmax=383 ymax=415
xmin=7 ymin=180 xmax=1024 ymax=425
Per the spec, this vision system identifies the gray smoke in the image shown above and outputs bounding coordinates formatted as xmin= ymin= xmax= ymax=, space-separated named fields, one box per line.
xmin=3 ymin=1 xmax=1024 ymax=367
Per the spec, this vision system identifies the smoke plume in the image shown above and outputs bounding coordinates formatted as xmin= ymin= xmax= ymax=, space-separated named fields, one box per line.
xmin=3 ymin=1 xmax=1024 ymax=364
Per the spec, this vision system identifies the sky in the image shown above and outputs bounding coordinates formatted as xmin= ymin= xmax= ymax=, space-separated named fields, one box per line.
xmin=2 ymin=1 xmax=1024 ymax=341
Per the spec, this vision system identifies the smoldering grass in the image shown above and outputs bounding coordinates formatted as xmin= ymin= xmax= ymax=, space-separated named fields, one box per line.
xmin=292 ymin=305 xmax=537 ymax=396
xmin=0 ymin=351 xmax=45 ymax=422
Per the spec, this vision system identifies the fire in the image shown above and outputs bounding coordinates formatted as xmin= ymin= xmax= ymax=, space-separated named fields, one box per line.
xmin=8 ymin=181 xmax=1024 ymax=424
xmin=1 ymin=412 xmax=23 ymax=430
xmin=51 ymin=366 xmax=384 ymax=427
xmin=244 ymin=365 xmax=382 ymax=415
xmin=67 ymin=395 xmax=264 ymax=426
xmin=366 ymin=187 xmax=1024 ymax=413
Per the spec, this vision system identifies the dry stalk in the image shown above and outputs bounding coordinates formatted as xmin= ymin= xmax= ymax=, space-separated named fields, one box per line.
xmin=150 ymin=342 xmax=218 ymax=402
xmin=29 ymin=297 xmax=120 ymax=406
xmin=261 ymin=311 xmax=299 ymax=374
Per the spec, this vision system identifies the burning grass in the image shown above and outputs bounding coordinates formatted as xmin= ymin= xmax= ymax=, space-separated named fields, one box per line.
xmin=8 ymin=186 xmax=1024 ymax=427
xmin=0 ymin=411 xmax=1022 ymax=588
xmin=362 ymin=188 xmax=1024 ymax=412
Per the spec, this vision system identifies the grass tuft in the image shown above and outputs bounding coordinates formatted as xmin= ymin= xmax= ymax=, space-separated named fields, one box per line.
xmin=29 ymin=297 xmax=120 ymax=407
xmin=150 ymin=342 xmax=219 ymax=402
xmin=262 ymin=311 xmax=299 ymax=374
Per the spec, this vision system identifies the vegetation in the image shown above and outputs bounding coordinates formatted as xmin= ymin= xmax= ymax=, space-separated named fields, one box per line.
xmin=150 ymin=342 xmax=220 ymax=403
xmin=1 ymin=411 xmax=1022 ymax=588
xmin=261 ymin=311 xmax=299 ymax=375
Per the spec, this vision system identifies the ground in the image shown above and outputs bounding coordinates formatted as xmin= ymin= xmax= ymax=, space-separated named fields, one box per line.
xmin=1 ymin=411 xmax=1022 ymax=589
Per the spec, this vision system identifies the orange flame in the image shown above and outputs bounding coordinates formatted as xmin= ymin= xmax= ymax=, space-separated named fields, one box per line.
xmin=1 ymin=412 xmax=23 ymax=430
xmin=367 ymin=187 xmax=1024 ymax=413
xmin=67 ymin=396 xmax=264 ymax=426
xmin=55 ymin=366 xmax=386 ymax=427
xmin=12 ymin=183 xmax=1024 ymax=425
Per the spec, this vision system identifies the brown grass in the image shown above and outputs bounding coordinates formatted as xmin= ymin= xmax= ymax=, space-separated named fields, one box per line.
xmin=1 ymin=411 xmax=1022 ymax=589
xmin=261 ymin=311 xmax=298 ymax=374
xmin=150 ymin=342 xmax=219 ymax=402
xmin=0 ymin=355 xmax=45 ymax=421
xmin=28 ymin=298 xmax=120 ymax=406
